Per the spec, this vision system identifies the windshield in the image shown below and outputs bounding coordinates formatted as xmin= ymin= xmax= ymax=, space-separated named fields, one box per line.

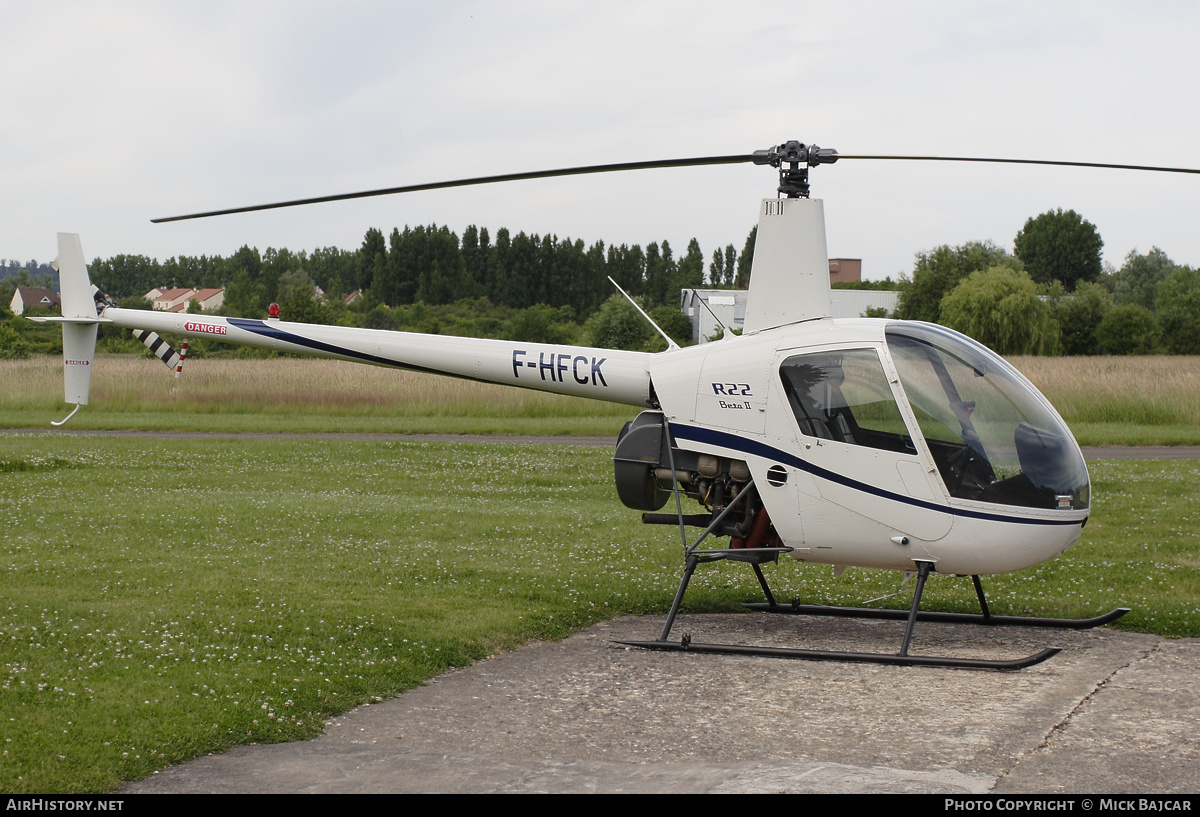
xmin=885 ymin=323 xmax=1089 ymax=511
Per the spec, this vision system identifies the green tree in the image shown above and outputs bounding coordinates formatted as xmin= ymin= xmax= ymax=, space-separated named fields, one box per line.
xmin=939 ymin=266 xmax=1060 ymax=355
xmin=1013 ymin=209 xmax=1103 ymax=291
xmin=1054 ymin=280 xmax=1112 ymax=355
xmin=708 ymin=248 xmax=726 ymax=287
xmin=896 ymin=241 xmax=1021 ymax=324
xmin=279 ymin=287 xmax=335 ymax=325
xmin=734 ymin=227 xmax=756 ymax=289
xmin=359 ymin=228 xmax=385 ymax=294
xmin=503 ymin=304 xmax=576 ymax=345
xmin=115 ymin=294 xmax=152 ymax=311
xmin=649 ymin=304 xmax=694 ymax=349
xmin=220 ymin=269 xmax=265 ymax=317
xmin=606 ymin=243 xmax=645 ymax=297
xmin=1097 ymin=304 xmax=1160 ymax=355
xmin=678 ymin=239 xmax=704 ymax=292
xmin=582 ymin=294 xmax=651 ymax=351
xmin=278 ymin=269 xmax=316 ymax=303
xmin=90 ymin=254 xmax=161 ymax=299
xmin=1112 ymin=247 xmax=1178 ymax=310
xmin=723 ymin=244 xmax=737 ymax=287
xmin=1155 ymin=266 xmax=1200 ymax=354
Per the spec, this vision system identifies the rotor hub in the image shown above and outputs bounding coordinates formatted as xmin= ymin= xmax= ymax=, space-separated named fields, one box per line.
xmin=752 ymin=140 xmax=839 ymax=198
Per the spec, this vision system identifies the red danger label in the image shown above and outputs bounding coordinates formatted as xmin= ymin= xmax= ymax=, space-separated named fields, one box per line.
xmin=64 ymin=359 xmax=90 ymax=366
xmin=184 ymin=322 xmax=227 ymax=335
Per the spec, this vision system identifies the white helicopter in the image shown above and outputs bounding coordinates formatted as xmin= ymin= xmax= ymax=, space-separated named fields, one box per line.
xmin=39 ymin=140 xmax=1189 ymax=670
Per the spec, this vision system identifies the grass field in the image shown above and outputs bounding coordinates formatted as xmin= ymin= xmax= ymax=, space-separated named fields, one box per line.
xmin=5 ymin=354 xmax=1200 ymax=444
xmin=2 ymin=432 xmax=1199 ymax=793
xmin=1009 ymin=355 xmax=1200 ymax=445
xmin=0 ymin=356 xmax=635 ymax=436
xmin=3 ymin=353 xmax=1200 ymax=792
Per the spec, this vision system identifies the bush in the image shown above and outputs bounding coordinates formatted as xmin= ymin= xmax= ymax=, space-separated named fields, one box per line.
xmin=0 ymin=324 xmax=30 ymax=359
xmin=1096 ymin=304 xmax=1160 ymax=355
xmin=503 ymin=304 xmax=577 ymax=345
xmin=1156 ymin=267 xmax=1200 ymax=354
xmin=581 ymin=295 xmax=651 ymax=351
xmin=1054 ymin=281 xmax=1112 ymax=355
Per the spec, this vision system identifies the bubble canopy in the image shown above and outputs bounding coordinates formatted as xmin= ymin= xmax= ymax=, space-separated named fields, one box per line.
xmin=884 ymin=323 xmax=1090 ymax=511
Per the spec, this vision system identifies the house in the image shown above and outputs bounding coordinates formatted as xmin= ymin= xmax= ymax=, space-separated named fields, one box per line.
xmin=189 ymin=288 xmax=225 ymax=312
xmin=148 ymin=287 xmax=196 ymax=311
xmin=10 ymin=288 xmax=61 ymax=315
xmin=145 ymin=287 xmax=225 ymax=312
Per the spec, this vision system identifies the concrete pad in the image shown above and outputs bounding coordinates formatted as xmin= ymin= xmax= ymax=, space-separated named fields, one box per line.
xmin=994 ymin=639 xmax=1200 ymax=793
xmin=121 ymin=613 xmax=1198 ymax=794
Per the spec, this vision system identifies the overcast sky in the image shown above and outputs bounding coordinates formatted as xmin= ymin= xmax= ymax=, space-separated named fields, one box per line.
xmin=4 ymin=1 xmax=1198 ymax=281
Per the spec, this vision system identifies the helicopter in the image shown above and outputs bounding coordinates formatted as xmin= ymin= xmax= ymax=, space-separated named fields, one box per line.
xmin=36 ymin=140 xmax=1196 ymax=670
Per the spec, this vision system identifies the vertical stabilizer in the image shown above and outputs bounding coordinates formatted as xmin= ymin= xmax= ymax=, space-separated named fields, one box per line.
xmin=54 ymin=233 xmax=99 ymax=411
xmin=55 ymin=233 xmax=97 ymax=320
xmin=741 ymin=198 xmax=831 ymax=334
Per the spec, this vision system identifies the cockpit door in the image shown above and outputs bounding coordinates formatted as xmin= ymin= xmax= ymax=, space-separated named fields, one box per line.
xmin=767 ymin=345 xmax=953 ymax=551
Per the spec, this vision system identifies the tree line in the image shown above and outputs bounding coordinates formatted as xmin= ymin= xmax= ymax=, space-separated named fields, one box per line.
xmin=895 ymin=209 xmax=1200 ymax=356
xmin=5 ymin=208 xmax=1197 ymax=359
xmin=86 ymin=224 xmax=759 ymax=318
xmin=0 ymin=224 xmax=760 ymax=359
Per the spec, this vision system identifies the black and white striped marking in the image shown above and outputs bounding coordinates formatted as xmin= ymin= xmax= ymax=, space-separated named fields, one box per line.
xmin=132 ymin=329 xmax=181 ymax=370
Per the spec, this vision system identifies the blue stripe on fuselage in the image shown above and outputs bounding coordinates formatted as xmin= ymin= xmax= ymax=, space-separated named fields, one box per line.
xmin=225 ymin=318 xmax=480 ymax=380
xmin=669 ymin=423 xmax=1083 ymax=527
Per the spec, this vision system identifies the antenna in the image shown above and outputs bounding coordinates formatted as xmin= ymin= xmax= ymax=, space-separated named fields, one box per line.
xmin=607 ymin=276 xmax=679 ymax=351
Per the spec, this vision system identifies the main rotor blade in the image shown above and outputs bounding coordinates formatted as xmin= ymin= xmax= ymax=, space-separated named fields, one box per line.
xmin=832 ymin=154 xmax=1200 ymax=175
xmin=151 ymin=154 xmax=756 ymax=223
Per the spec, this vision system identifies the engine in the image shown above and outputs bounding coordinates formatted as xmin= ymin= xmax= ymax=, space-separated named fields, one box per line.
xmin=613 ymin=411 xmax=779 ymax=547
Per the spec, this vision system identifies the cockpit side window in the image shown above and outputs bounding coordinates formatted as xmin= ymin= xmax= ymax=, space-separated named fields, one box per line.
xmin=779 ymin=349 xmax=914 ymax=454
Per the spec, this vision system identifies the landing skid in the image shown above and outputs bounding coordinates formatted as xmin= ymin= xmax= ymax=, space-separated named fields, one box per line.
xmin=617 ymin=420 xmax=1120 ymax=671
xmin=743 ymin=602 xmax=1130 ymax=630
xmin=616 ymin=636 xmax=1062 ymax=671
xmin=745 ymin=573 xmax=1129 ymax=630
xmin=617 ymin=555 xmax=1069 ymax=671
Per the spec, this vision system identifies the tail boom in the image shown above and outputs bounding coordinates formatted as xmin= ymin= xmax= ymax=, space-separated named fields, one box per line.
xmin=99 ymin=307 xmax=655 ymax=408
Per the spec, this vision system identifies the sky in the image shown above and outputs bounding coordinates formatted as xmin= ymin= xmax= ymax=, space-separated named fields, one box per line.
xmin=3 ymin=1 xmax=1198 ymax=282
